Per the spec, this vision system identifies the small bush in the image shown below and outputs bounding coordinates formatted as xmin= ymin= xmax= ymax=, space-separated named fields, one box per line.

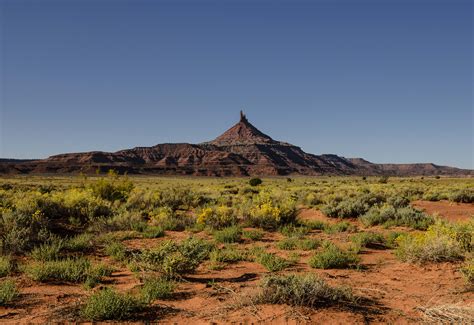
xmin=256 ymin=252 xmax=290 ymax=272
xmin=249 ymin=178 xmax=263 ymax=187
xmin=309 ymin=243 xmax=360 ymax=269
xmin=246 ymin=199 xmax=297 ymax=230
xmin=105 ymin=242 xmax=128 ymax=262
xmin=323 ymin=221 xmax=356 ymax=234
xmin=140 ymin=277 xmax=175 ymax=302
xmin=81 ymin=288 xmax=143 ymax=320
xmin=65 ymin=233 xmax=94 ymax=251
xmin=255 ymin=274 xmax=354 ymax=307
xmin=296 ymin=238 xmax=320 ymax=250
xmin=0 ymin=279 xmax=18 ymax=306
xmin=450 ymin=189 xmax=474 ymax=203
xmin=277 ymin=238 xmax=298 ymax=250
xmin=350 ymin=232 xmax=386 ymax=250
xmin=460 ymin=258 xmax=473 ymax=285
xmin=140 ymin=237 xmax=213 ymax=278
xmin=242 ymin=229 xmax=265 ymax=241
xmin=24 ymin=257 xmax=93 ymax=283
xmin=0 ymin=256 xmax=12 ymax=277
xmin=142 ymin=226 xmax=165 ymax=239
xmin=214 ymin=226 xmax=242 ymax=244
xmin=30 ymin=239 xmax=64 ymax=261
xmin=321 ymin=193 xmax=384 ymax=219
xmin=395 ymin=221 xmax=468 ymax=263
xmin=279 ymin=225 xmax=309 ymax=238
xmin=197 ymin=206 xmax=238 ymax=229
xmin=360 ymin=205 xmax=434 ymax=230
xmin=303 ymin=220 xmax=327 ymax=231
xmin=209 ymin=246 xmax=249 ymax=264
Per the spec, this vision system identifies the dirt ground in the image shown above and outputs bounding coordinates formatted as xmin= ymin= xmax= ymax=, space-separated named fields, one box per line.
xmin=1 ymin=205 xmax=473 ymax=324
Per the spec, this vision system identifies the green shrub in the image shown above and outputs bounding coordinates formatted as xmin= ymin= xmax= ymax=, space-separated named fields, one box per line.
xmin=149 ymin=208 xmax=195 ymax=231
xmin=142 ymin=226 xmax=165 ymax=239
xmin=30 ymin=239 xmax=64 ymax=261
xmin=276 ymin=238 xmax=298 ymax=250
xmin=309 ymin=243 xmax=360 ymax=269
xmin=140 ymin=237 xmax=213 ymax=278
xmin=81 ymin=288 xmax=143 ymax=320
xmin=256 ymin=252 xmax=290 ymax=272
xmin=197 ymin=206 xmax=238 ymax=229
xmin=303 ymin=220 xmax=327 ymax=231
xmin=105 ymin=242 xmax=128 ymax=262
xmin=350 ymin=232 xmax=386 ymax=249
xmin=460 ymin=258 xmax=473 ymax=285
xmin=242 ymin=229 xmax=265 ymax=241
xmin=24 ymin=257 xmax=93 ymax=283
xmin=395 ymin=222 xmax=467 ymax=263
xmin=209 ymin=246 xmax=249 ymax=264
xmin=323 ymin=221 xmax=356 ymax=234
xmin=279 ymin=225 xmax=309 ymax=238
xmin=385 ymin=231 xmax=405 ymax=248
xmin=140 ymin=277 xmax=175 ymax=302
xmin=88 ymin=172 xmax=134 ymax=202
xmin=246 ymin=199 xmax=297 ymax=230
xmin=296 ymin=238 xmax=320 ymax=250
xmin=0 ymin=279 xmax=18 ymax=306
xmin=360 ymin=205 xmax=434 ymax=230
xmin=255 ymin=274 xmax=354 ymax=307
xmin=449 ymin=189 xmax=474 ymax=203
xmin=214 ymin=226 xmax=242 ymax=244
xmin=249 ymin=178 xmax=263 ymax=187
xmin=65 ymin=233 xmax=94 ymax=251
xmin=321 ymin=193 xmax=384 ymax=219
xmin=0 ymin=256 xmax=12 ymax=277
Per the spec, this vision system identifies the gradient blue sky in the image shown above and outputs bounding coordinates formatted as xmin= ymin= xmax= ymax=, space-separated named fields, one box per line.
xmin=1 ymin=0 xmax=472 ymax=168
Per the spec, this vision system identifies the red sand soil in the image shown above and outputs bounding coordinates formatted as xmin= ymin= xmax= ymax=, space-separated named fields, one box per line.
xmin=412 ymin=200 xmax=474 ymax=222
xmin=1 ymin=207 xmax=473 ymax=324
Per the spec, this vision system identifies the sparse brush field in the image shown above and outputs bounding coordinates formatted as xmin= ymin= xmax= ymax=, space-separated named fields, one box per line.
xmin=0 ymin=174 xmax=473 ymax=323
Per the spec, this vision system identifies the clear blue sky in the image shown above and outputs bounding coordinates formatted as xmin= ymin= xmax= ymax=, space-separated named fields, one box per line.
xmin=1 ymin=0 xmax=472 ymax=168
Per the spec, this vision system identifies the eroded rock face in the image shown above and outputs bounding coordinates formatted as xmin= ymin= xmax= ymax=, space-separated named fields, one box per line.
xmin=1 ymin=113 xmax=472 ymax=176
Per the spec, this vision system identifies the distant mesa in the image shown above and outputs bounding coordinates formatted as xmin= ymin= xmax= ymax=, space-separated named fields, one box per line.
xmin=0 ymin=112 xmax=472 ymax=176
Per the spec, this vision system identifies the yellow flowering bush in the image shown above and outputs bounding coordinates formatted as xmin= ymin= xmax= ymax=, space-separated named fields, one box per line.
xmin=197 ymin=205 xmax=237 ymax=229
xmin=395 ymin=220 xmax=471 ymax=263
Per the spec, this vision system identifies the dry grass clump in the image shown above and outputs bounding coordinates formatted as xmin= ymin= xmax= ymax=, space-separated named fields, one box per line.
xmin=417 ymin=304 xmax=474 ymax=323
xmin=254 ymin=274 xmax=355 ymax=307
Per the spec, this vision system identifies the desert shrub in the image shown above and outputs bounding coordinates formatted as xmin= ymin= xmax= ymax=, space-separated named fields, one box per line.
xmin=156 ymin=187 xmax=210 ymax=211
xmin=214 ymin=226 xmax=242 ymax=243
xmin=209 ymin=246 xmax=249 ymax=264
xmin=277 ymin=238 xmax=298 ymax=250
xmin=81 ymin=288 xmax=144 ymax=320
xmin=309 ymin=242 xmax=360 ymax=269
xmin=149 ymin=208 xmax=194 ymax=231
xmin=245 ymin=198 xmax=297 ymax=230
xmin=460 ymin=258 xmax=474 ymax=285
xmin=395 ymin=221 xmax=469 ymax=263
xmin=385 ymin=231 xmax=405 ymax=248
xmin=378 ymin=176 xmax=389 ymax=184
xmin=30 ymin=239 xmax=64 ymax=261
xmin=387 ymin=195 xmax=410 ymax=208
xmin=321 ymin=193 xmax=384 ymax=219
xmin=64 ymin=233 xmax=94 ymax=251
xmin=0 ymin=210 xmax=49 ymax=254
xmin=0 ymin=279 xmax=18 ymax=306
xmin=141 ymin=226 xmax=165 ymax=239
xmin=296 ymin=238 xmax=320 ymax=250
xmin=140 ymin=277 xmax=175 ymax=302
xmin=323 ymin=221 xmax=356 ymax=234
xmin=0 ymin=256 xmax=12 ymax=277
xmin=302 ymin=220 xmax=327 ymax=231
xmin=88 ymin=172 xmax=134 ymax=202
xmin=255 ymin=274 xmax=354 ymax=307
xmin=140 ymin=237 xmax=213 ymax=278
xmin=279 ymin=225 xmax=309 ymax=238
xmin=105 ymin=242 xmax=128 ymax=262
xmin=197 ymin=206 xmax=238 ymax=229
xmin=242 ymin=229 xmax=265 ymax=241
xmin=359 ymin=205 xmax=434 ymax=230
xmin=256 ymin=252 xmax=290 ymax=272
xmin=350 ymin=232 xmax=386 ymax=250
xmin=449 ymin=189 xmax=474 ymax=203
xmin=24 ymin=257 xmax=94 ymax=283
xmin=249 ymin=178 xmax=263 ymax=187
